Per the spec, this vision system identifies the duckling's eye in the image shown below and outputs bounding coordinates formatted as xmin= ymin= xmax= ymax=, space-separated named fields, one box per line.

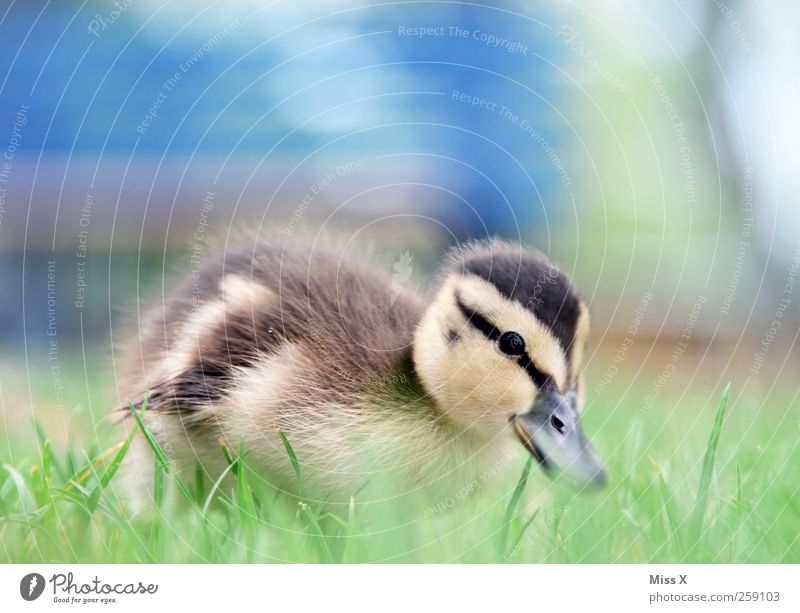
xmin=498 ymin=331 xmax=526 ymax=356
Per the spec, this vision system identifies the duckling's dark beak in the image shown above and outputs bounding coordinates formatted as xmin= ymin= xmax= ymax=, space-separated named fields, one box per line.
xmin=513 ymin=389 xmax=607 ymax=488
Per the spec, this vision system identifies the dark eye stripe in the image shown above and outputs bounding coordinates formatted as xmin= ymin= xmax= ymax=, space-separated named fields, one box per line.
xmin=518 ymin=354 xmax=551 ymax=390
xmin=455 ymin=295 xmax=500 ymax=341
xmin=455 ymin=294 xmax=552 ymax=389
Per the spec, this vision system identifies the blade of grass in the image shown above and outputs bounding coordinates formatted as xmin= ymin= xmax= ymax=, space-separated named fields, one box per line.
xmin=153 ymin=459 xmax=164 ymax=508
xmin=691 ymin=383 xmax=731 ymax=540
xmin=55 ymin=482 xmax=93 ymax=517
xmin=32 ymin=418 xmax=64 ymax=480
xmin=218 ymin=437 xmax=237 ymax=474
xmin=41 ymin=440 xmax=53 ymax=482
xmin=277 ymin=429 xmax=302 ymax=496
xmin=736 ymin=463 xmax=742 ymax=508
xmin=552 ymin=506 xmax=567 ymax=562
xmin=732 ymin=463 xmax=750 ymax=512
xmin=497 ymin=455 xmax=534 ymax=556
xmin=77 ymin=451 xmax=126 ymax=524
xmin=320 ymin=512 xmax=349 ymax=530
xmin=65 ymin=448 xmax=77 ymax=482
xmin=201 ymin=457 xmax=240 ymax=516
xmin=648 ymin=454 xmax=681 ymax=555
xmin=235 ymin=444 xmax=256 ymax=519
xmin=31 ymin=416 xmax=48 ymax=446
xmin=503 ymin=508 xmax=541 ymax=561
xmin=65 ymin=443 xmax=124 ymax=491
xmin=338 ymin=495 xmax=358 ymax=562
xmin=194 ymin=465 xmax=206 ymax=506
xmin=127 ymin=401 xmax=194 ymax=506
xmin=87 ymin=428 xmax=136 ymax=513
xmin=2 ymin=464 xmax=36 ymax=515
xmin=299 ymin=501 xmax=334 ymax=563
xmin=32 ymin=451 xmax=54 ymax=510
xmin=149 ymin=458 xmax=164 ymax=554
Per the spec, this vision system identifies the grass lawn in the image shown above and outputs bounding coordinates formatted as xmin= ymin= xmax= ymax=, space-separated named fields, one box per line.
xmin=1 ymin=360 xmax=799 ymax=563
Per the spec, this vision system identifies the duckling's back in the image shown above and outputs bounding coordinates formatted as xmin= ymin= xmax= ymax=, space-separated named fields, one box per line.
xmin=116 ymin=240 xmax=426 ymax=507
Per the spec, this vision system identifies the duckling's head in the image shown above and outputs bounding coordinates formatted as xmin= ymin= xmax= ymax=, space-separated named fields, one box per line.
xmin=413 ymin=240 xmax=606 ymax=487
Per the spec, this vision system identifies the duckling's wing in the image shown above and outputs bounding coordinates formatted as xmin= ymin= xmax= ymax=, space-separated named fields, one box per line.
xmin=116 ymin=241 xmax=424 ymax=417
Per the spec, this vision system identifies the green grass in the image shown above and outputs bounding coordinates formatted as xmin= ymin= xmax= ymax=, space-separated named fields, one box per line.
xmin=1 ymin=380 xmax=799 ymax=563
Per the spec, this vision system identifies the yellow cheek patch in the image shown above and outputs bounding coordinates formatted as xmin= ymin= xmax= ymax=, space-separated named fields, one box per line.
xmin=439 ymin=336 xmax=536 ymax=417
xmin=412 ymin=276 xmax=538 ymax=418
xmin=452 ymin=336 xmax=534 ymax=397
xmin=455 ymin=275 xmax=569 ymax=390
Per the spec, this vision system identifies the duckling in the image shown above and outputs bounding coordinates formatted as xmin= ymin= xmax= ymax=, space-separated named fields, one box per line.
xmin=116 ymin=238 xmax=605 ymax=510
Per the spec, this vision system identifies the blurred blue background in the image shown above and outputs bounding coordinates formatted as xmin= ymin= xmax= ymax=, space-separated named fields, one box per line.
xmin=0 ymin=0 xmax=568 ymax=242
xmin=1 ymin=0 xmax=576 ymax=346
